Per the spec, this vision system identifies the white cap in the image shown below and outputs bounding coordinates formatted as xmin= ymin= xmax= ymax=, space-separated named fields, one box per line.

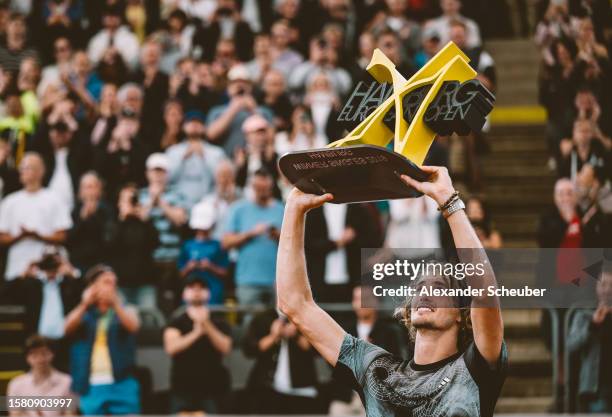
xmin=227 ymin=64 xmax=252 ymax=82
xmin=189 ymin=201 xmax=217 ymax=230
xmin=146 ymin=153 xmax=169 ymax=171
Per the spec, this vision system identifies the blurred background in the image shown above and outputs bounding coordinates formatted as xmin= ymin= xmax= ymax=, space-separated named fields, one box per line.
xmin=0 ymin=0 xmax=610 ymax=415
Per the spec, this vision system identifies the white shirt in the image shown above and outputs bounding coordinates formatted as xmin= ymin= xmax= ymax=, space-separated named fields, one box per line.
xmin=425 ymin=15 xmax=482 ymax=49
xmin=357 ymin=321 xmax=373 ymax=341
xmin=0 ymin=189 xmax=72 ymax=279
xmin=241 ymin=0 xmax=261 ymax=32
xmin=273 ymin=339 xmax=317 ymax=397
xmin=176 ymin=0 xmax=216 ymax=23
xmin=386 ymin=197 xmax=440 ymax=257
xmin=87 ymin=26 xmax=140 ymax=70
xmin=323 ymin=203 xmax=349 ymax=285
xmin=48 ymin=148 xmax=74 ymax=211
xmin=275 ymin=132 xmax=327 ymax=156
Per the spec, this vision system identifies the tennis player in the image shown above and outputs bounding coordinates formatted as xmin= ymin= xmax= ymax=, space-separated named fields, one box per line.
xmin=276 ymin=166 xmax=506 ymax=417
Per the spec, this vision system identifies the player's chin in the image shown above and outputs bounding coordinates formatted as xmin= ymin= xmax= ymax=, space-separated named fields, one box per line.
xmin=411 ymin=307 xmax=437 ymax=324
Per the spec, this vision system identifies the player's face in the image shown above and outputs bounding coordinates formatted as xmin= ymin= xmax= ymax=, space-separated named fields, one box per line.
xmin=410 ymin=275 xmax=461 ymax=331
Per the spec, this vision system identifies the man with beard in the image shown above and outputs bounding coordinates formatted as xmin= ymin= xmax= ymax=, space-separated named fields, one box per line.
xmin=276 ymin=166 xmax=506 ymax=417
xmin=164 ymin=276 xmax=232 ymax=414
xmin=165 ymin=110 xmax=228 ymax=208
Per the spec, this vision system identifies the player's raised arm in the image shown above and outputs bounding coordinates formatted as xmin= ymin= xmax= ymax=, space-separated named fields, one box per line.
xmin=276 ymin=189 xmax=347 ymax=366
xmin=401 ymin=167 xmax=504 ymax=366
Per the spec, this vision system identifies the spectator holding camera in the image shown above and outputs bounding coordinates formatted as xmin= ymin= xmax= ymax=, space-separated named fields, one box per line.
xmin=207 ymin=64 xmax=274 ymax=157
xmin=64 ymin=265 xmax=141 ymax=415
xmin=178 ymin=201 xmax=229 ymax=305
xmin=0 ymin=153 xmax=72 ymax=280
xmin=137 ymin=153 xmax=187 ymax=310
xmin=2 ymin=248 xmax=82 ymax=358
xmin=7 ymin=335 xmax=76 ymax=417
xmin=108 ymin=183 xmax=159 ymax=310
xmin=222 ymin=169 xmax=283 ymax=306
xmin=164 ymin=277 xmax=232 ymax=414
xmin=243 ymin=308 xmax=320 ymax=414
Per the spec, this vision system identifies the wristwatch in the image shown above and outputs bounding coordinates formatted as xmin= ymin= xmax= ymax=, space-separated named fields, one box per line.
xmin=442 ymin=198 xmax=465 ymax=219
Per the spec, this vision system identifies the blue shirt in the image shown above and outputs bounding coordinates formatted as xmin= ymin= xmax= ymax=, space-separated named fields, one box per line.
xmin=206 ymin=105 xmax=274 ymax=156
xmin=223 ymin=199 xmax=284 ymax=287
xmin=178 ymin=238 xmax=229 ymax=305
xmin=37 ymin=274 xmax=65 ymax=339
xmin=139 ymin=187 xmax=188 ymax=261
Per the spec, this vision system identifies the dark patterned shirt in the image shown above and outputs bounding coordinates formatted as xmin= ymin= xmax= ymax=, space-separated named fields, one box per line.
xmin=337 ymin=334 xmax=507 ymax=417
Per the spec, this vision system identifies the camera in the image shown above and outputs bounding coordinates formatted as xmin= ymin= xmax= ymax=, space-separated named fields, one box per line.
xmin=37 ymin=254 xmax=60 ymax=272
xmin=130 ymin=191 xmax=139 ymax=206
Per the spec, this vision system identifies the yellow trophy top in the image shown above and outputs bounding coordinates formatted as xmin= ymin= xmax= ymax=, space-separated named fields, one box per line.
xmin=328 ymin=41 xmax=477 ymax=166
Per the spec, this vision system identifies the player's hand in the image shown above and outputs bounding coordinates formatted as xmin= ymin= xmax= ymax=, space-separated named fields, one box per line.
xmin=286 ymin=188 xmax=334 ymax=215
xmin=400 ymin=166 xmax=455 ymax=207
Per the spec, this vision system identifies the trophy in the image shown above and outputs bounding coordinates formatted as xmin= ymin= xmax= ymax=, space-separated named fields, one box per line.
xmin=278 ymin=42 xmax=495 ymax=204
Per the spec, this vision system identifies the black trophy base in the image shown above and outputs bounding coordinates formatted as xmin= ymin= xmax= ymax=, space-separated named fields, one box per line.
xmin=278 ymin=145 xmax=430 ymax=204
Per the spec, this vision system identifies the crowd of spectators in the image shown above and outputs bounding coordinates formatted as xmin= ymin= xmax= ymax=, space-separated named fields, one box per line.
xmin=0 ymin=0 xmax=606 ymax=415
xmin=535 ymin=0 xmax=611 ymax=412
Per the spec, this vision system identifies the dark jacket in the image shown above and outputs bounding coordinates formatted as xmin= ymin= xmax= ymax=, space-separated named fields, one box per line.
xmin=242 ymin=309 xmax=318 ymax=391
xmin=0 ymin=274 xmax=84 ymax=336
xmin=108 ymin=215 xmax=159 ymax=287
xmin=31 ymin=125 xmax=92 ymax=191
xmin=193 ymin=20 xmax=254 ymax=62
xmin=92 ymin=134 xmax=148 ymax=201
xmin=67 ymin=201 xmax=115 ymax=273
xmin=537 ymin=206 xmax=610 ymax=248
xmin=305 ymin=204 xmax=379 ymax=294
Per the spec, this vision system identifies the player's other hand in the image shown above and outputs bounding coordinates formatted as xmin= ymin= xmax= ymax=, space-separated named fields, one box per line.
xmin=401 ymin=166 xmax=456 ymax=206
xmin=287 ymin=188 xmax=333 ymax=214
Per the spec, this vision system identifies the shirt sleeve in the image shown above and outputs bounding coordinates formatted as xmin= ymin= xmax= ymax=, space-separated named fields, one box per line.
xmin=221 ymin=203 xmax=240 ymax=234
xmin=0 ymin=200 xmax=11 ymax=233
xmin=337 ymin=333 xmax=390 ymax=385
xmin=463 ymin=340 xmax=508 ymax=388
